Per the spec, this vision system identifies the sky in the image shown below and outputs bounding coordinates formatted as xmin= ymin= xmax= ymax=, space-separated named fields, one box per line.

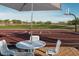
xmin=0 ymin=3 xmax=79 ymax=23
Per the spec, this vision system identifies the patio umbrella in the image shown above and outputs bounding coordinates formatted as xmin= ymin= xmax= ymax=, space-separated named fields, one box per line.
xmin=0 ymin=3 xmax=61 ymax=40
xmin=0 ymin=3 xmax=61 ymax=11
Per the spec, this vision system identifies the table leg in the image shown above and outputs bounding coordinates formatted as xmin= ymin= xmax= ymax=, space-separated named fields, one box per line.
xmin=32 ymin=49 xmax=35 ymax=56
xmin=27 ymin=49 xmax=35 ymax=56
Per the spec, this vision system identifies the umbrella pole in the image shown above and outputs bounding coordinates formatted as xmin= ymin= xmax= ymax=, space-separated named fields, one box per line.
xmin=30 ymin=3 xmax=33 ymax=41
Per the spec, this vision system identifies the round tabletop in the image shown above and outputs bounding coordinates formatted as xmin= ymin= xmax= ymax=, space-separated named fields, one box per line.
xmin=16 ymin=40 xmax=46 ymax=49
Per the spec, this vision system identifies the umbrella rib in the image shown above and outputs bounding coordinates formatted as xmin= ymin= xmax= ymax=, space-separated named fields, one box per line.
xmin=19 ymin=3 xmax=27 ymax=11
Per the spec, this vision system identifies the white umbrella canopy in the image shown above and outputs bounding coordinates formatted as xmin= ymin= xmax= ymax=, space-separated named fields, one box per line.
xmin=0 ymin=3 xmax=61 ymax=11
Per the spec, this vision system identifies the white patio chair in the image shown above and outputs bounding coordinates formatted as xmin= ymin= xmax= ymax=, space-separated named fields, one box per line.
xmin=0 ymin=40 xmax=15 ymax=56
xmin=30 ymin=35 xmax=40 ymax=41
xmin=27 ymin=35 xmax=40 ymax=55
xmin=46 ymin=40 xmax=61 ymax=56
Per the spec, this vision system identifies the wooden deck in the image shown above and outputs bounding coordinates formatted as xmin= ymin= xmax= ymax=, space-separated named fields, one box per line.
xmin=35 ymin=47 xmax=79 ymax=56
xmin=0 ymin=29 xmax=79 ymax=47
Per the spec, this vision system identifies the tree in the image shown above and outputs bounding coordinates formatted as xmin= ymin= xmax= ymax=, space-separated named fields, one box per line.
xmin=44 ymin=21 xmax=52 ymax=24
xmin=3 ymin=19 xmax=10 ymax=25
xmin=0 ymin=20 xmax=3 ymax=23
xmin=37 ymin=21 xmax=43 ymax=24
xmin=11 ymin=19 xmax=22 ymax=24
xmin=32 ymin=21 xmax=36 ymax=24
xmin=67 ymin=18 xmax=79 ymax=25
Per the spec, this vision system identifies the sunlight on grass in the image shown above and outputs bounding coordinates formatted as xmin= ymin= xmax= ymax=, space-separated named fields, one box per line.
xmin=0 ymin=24 xmax=69 ymax=29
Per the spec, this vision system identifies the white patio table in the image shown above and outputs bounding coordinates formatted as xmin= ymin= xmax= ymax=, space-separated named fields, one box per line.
xmin=16 ymin=40 xmax=46 ymax=56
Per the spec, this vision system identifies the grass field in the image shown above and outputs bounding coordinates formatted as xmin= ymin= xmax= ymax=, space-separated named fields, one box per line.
xmin=0 ymin=24 xmax=71 ymax=29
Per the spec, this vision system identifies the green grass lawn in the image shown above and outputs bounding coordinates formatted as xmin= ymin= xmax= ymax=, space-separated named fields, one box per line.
xmin=0 ymin=24 xmax=69 ymax=29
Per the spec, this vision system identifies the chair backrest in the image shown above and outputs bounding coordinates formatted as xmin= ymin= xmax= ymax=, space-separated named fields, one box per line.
xmin=0 ymin=40 xmax=9 ymax=53
xmin=55 ymin=40 xmax=61 ymax=53
xmin=0 ymin=40 xmax=3 ymax=51
xmin=30 ymin=35 xmax=40 ymax=41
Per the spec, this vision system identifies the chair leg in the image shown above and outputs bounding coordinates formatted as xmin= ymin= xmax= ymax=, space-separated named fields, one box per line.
xmin=32 ymin=49 xmax=35 ymax=56
xmin=45 ymin=52 xmax=49 ymax=56
xmin=28 ymin=49 xmax=34 ymax=56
